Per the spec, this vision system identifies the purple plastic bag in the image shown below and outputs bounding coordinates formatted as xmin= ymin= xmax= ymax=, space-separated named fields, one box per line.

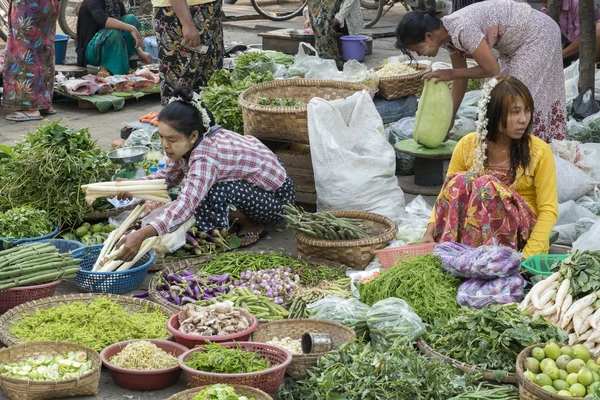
xmin=457 ymin=274 xmax=525 ymax=309
xmin=434 ymin=242 xmax=522 ymax=279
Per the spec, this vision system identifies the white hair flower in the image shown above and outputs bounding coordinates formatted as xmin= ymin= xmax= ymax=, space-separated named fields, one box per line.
xmin=470 ymin=78 xmax=499 ymax=175
xmin=168 ymin=91 xmax=212 ymax=132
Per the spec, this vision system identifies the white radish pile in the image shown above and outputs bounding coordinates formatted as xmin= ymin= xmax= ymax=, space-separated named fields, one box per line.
xmin=92 ymin=204 xmax=158 ymax=272
xmin=521 ymin=272 xmax=600 ymax=356
xmin=81 ymin=180 xmax=170 ymax=204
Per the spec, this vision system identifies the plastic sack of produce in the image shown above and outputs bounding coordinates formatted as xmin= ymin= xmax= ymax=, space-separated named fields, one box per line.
xmin=457 ymin=274 xmax=525 ymax=309
xmin=434 ymin=242 xmax=522 ymax=279
xmin=307 ymin=295 xmax=370 ymax=340
xmin=386 ymin=117 xmax=415 ymax=176
xmin=366 ymin=298 xmax=425 ymax=349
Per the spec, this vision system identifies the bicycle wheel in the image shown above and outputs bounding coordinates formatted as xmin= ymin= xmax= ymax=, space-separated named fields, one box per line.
xmin=0 ymin=0 xmax=9 ymax=41
xmin=250 ymin=0 xmax=306 ymax=21
xmin=361 ymin=0 xmax=383 ymax=28
xmin=58 ymin=0 xmax=82 ymax=38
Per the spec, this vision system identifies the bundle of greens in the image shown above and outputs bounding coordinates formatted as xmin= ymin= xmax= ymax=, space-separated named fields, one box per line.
xmin=257 ymin=97 xmax=305 ymax=107
xmin=0 ymin=206 xmax=53 ymax=239
xmin=425 ymin=304 xmax=568 ymax=375
xmin=553 ymin=250 xmax=600 ymax=298
xmin=358 ymin=254 xmax=460 ymax=323
xmin=184 ymin=343 xmax=270 ymax=374
xmin=277 ymin=338 xmax=482 ymax=400
xmin=0 ymin=121 xmax=114 ymax=228
xmin=11 ymin=297 xmax=169 ymax=351
xmin=192 ymin=384 xmax=255 ymax=400
xmin=200 ymin=252 xmax=307 ymax=279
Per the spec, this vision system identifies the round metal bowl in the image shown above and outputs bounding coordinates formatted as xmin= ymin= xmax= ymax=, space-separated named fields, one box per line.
xmin=107 ymin=146 xmax=149 ymax=164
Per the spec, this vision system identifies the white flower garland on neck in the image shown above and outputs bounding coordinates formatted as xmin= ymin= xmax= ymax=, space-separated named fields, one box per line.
xmin=168 ymin=91 xmax=212 ymax=132
xmin=470 ymin=77 xmax=500 ymax=175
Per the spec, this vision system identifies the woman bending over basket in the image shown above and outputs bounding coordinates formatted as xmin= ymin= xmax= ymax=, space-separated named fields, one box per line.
xmin=115 ymin=86 xmax=296 ymax=258
xmin=421 ymin=76 xmax=558 ymax=260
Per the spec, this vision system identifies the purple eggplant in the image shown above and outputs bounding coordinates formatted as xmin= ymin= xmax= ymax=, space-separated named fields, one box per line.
xmin=169 ymin=273 xmax=184 ymax=284
xmin=132 ymin=291 xmax=149 ymax=298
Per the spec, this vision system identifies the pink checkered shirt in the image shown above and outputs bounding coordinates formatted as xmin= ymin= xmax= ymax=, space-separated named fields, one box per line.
xmin=143 ymin=128 xmax=287 ymax=236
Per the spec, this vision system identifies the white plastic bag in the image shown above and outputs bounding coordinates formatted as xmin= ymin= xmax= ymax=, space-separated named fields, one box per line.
xmin=555 ymin=156 xmax=599 ymax=203
xmin=580 ymin=143 xmax=600 ymax=180
xmin=288 ymin=42 xmax=341 ymax=79
xmin=573 ymin=219 xmax=600 ymax=251
xmin=386 ymin=117 xmax=415 ymax=176
xmin=308 ymin=91 xmax=406 ymax=220
xmin=577 ymin=187 xmax=600 ymax=215
xmin=367 ymin=298 xmax=425 ymax=349
xmin=554 ymin=200 xmax=599 ymax=245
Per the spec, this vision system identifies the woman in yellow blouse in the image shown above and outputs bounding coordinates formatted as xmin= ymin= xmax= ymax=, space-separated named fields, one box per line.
xmin=421 ymin=76 xmax=558 ymax=259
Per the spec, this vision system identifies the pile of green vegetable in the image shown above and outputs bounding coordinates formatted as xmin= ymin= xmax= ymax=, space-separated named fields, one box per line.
xmin=184 ymin=343 xmax=270 ymax=374
xmin=277 ymin=338 xmax=484 ymax=400
xmin=0 ymin=121 xmax=115 ymax=228
xmin=63 ymin=222 xmax=115 ymax=246
xmin=195 ymin=288 xmax=290 ymax=320
xmin=292 ymin=263 xmax=347 ymax=287
xmin=283 ymin=205 xmax=371 ymax=240
xmin=358 ymin=254 xmax=460 ymax=323
xmin=200 ymin=252 xmax=307 ymax=278
xmin=553 ymin=249 xmax=600 ymax=298
xmin=0 ymin=242 xmax=81 ymax=290
xmin=192 ymin=384 xmax=255 ymax=400
xmin=0 ymin=351 xmax=93 ymax=381
xmin=257 ymin=97 xmax=305 ymax=107
xmin=11 ymin=297 xmax=170 ymax=351
xmin=0 ymin=207 xmax=54 ymax=239
xmin=288 ymin=279 xmax=352 ymax=319
xmin=425 ymin=304 xmax=569 ymax=375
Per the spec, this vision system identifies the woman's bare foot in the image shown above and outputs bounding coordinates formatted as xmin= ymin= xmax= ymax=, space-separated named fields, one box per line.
xmin=230 ymin=209 xmax=264 ymax=247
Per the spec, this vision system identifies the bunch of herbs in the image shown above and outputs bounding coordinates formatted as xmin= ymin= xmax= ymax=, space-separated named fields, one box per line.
xmin=0 ymin=206 xmax=53 ymax=239
xmin=184 ymin=343 xmax=270 ymax=374
xmin=553 ymin=250 xmax=600 ymax=297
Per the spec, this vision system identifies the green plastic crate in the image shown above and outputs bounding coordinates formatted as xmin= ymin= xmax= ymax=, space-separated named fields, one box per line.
xmin=521 ymin=254 xmax=568 ymax=276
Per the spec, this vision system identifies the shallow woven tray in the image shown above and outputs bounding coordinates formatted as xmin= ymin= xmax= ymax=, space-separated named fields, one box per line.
xmin=377 ymin=63 xmax=432 ymax=100
xmin=417 ymin=339 xmax=518 ymax=384
xmin=0 ymin=293 xmax=175 ymax=347
xmin=517 ymin=343 xmax=596 ymax=400
xmin=0 ymin=341 xmax=101 ymax=400
xmin=148 ymin=253 xmax=215 ymax=272
xmin=295 ymin=210 xmax=398 ymax=270
xmin=168 ymin=384 xmax=272 ymax=400
xmin=250 ymin=319 xmax=356 ymax=378
xmin=239 ymin=79 xmax=367 ymax=144
xmin=149 ymin=252 xmax=348 ymax=313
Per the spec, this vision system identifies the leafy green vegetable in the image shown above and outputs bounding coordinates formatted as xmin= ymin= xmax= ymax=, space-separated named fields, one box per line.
xmin=11 ymin=297 xmax=169 ymax=351
xmin=201 ymin=252 xmax=308 ymax=279
xmin=425 ymin=304 xmax=569 ymax=374
xmin=0 ymin=206 xmax=53 ymax=239
xmin=467 ymin=79 xmax=484 ymax=92
xmin=192 ymin=384 xmax=254 ymax=400
xmin=184 ymin=343 xmax=270 ymax=374
xmin=358 ymin=255 xmax=460 ymax=323
xmin=257 ymin=97 xmax=305 ymax=107
xmin=0 ymin=121 xmax=115 ymax=228
xmin=277 ymin=338 xmax=482 ymax=400
xmin=553 ymin=250 xmax=600 ymax=297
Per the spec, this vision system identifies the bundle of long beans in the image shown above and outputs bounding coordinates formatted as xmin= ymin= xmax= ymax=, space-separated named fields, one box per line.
xmin=282 ymin=205 xmax=371 ymax=240
xmin=0 ymin=243 xmax=82 ymax=290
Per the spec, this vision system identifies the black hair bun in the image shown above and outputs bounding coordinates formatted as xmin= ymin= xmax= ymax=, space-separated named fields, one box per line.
xmin=423 ymin=7 xmax=437 ymax=18
xmin=172 ymin=86 xmax=194 ymax=103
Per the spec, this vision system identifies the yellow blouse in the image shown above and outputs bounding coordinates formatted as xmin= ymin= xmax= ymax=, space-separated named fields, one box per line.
xmin=429 ymin=132 xmax=558 ymax=258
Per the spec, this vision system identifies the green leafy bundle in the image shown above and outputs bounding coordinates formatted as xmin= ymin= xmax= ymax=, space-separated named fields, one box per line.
xmin=425 ymin=304 xmax=568 ymax=374
xmin=358 ymin=254 xmax=460 ymax=323
xmin=257 ymin=97 xmax=305 ymax=107
xmin=0 ymin=206 xmax=53 ymax=238
xmin=554 ymin=250 xmax=600 ymax=297
xmin=0 ymin=121 xmax=114 ymax=229
xmin=191 ymin=384 xmax=255 ymax=400
xmin=277 ymin=338 xmax=482 ymax=400
xmin=184 ymin=343 xmax=270 ymax=374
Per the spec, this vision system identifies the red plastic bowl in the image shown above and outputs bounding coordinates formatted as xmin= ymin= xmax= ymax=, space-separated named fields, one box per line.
xmin=100 ymin=339 xmax=189 ymax=391
xmin=167 ymin=308 xmax=258 ymax=348
xmin=0 ymin=280 xmax=61 ymax=313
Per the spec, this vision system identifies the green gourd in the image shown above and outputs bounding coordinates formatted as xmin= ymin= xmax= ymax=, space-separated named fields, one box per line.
xmin=413 ymin=79 xmax=454 ymax=149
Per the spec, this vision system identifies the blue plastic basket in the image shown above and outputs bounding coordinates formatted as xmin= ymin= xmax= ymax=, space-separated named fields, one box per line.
xmin=71 ymin=245 xmax=154 ymax=294
xmin=0 ymin=226 xmax=60 ymax=248
xmin=36 ymin=239 xmax=85 ymax=253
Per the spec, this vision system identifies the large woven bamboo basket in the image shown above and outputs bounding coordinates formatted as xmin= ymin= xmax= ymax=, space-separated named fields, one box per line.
xmin=0 ymin=294 xmax=175 ymax=347
xmin=149 ymin=253 xmax=215 ymax=272
xmin=149 ymin=252 xmax=349 ymax=313
xmin=250 ymin=319 xmax=355 ymax=378
xmin=517 ymin=343 xmax=596 ymax=400
xmin=295 ymin=211 xmax=398 ymax=270
xmin=416 ymin=339 xmax=518 ymax=384
xmin=168 ymin=384 xmax=272 ymax=400
xmin=0 ymin=341 xmax=101 ymax=400
xmin=377 ymin=64 xmax=432 ymax=100
xmin=239 ymin=79 xmax=367 ymax=144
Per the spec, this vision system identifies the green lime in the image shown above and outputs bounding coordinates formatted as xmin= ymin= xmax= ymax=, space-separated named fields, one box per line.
xmin=558 ymin=389 xmax=574 ymax=397
xmin=524 ymin=370 xmax=536 ymax=382
xmin=563 ymin=346 xmax=575 ymax=358
xmin=567 ymin=373 xmax=580 ymax=386
xmin=526 ymin=357 xmax=541 ymax=374
xmin=545 ymin=366 xmax=560 ymax=380
xmin=588 ymin=359 xmax=600 ymax=372
xmin=571 ymin=383 xmax=587 ymax=397
xmin=542 ymin=358 xmax=557 ymax=373
xmin=560 ymin=369 xmax=569 ymax=381
xmin=532 ymin=347 xmax=546 ymax=362
xmin=593 ymin=371 xmax=600 ymax=382
xmin=574 ymin=345 xmax=591 ymax=363
xmin=542 ymin=385 xmax=557 ymax=394
xmin=579 ymin=367 xmax=595 ymax=387
xmin=536 ymin=373 xmax=553 ymax=387
xmin=568 ymin=359 xmax=587 ymax=374
xmin=546 ymin=343 xmax=562 ymax=360
xmin=557 ymin=355 xmax=573 ymax=370
xmin=553 ymin=379 xmax=571 ymax=391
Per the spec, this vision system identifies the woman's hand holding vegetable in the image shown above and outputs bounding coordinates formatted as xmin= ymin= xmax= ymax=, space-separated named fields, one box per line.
xmin=423 ymin=69 xmax=454 ymax=83
xmin=116 ymin=225 xmax=158 ymax=262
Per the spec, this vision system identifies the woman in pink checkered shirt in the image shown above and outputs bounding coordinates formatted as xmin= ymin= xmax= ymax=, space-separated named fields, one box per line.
xmin=116 ymin=87 xmax=296 ymax=260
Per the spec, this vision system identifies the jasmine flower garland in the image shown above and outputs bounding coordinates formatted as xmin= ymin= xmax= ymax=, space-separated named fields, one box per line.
xmin=169 ymin=91 xmax=213 ymax=131
xmin=471 ymin=77 xmax=499 ymax=175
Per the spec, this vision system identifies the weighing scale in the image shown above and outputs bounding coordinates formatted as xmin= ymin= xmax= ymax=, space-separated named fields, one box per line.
xmin=107 ymin=146 xmax=149 ymax=180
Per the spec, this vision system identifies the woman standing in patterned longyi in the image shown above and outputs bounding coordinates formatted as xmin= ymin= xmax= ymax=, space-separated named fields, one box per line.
xmin=113 ymin=86 xmax=296 ymax=259
xmin=395 ymin=0 xmax=567 ymax=143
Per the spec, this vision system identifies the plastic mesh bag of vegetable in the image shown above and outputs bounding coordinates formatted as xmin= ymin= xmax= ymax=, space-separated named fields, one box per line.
xmin=366 ymin=298 xmax=425 ymax=349
xmin=456 ymin=274 xmax=525 ymax=309
xmin=433 ymin=242 xmax=522 ymax=279
xmin=386 ymin=117 xmax=415 ymax=176
xmin=307 ymin=295 xmax=370 ymax=340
